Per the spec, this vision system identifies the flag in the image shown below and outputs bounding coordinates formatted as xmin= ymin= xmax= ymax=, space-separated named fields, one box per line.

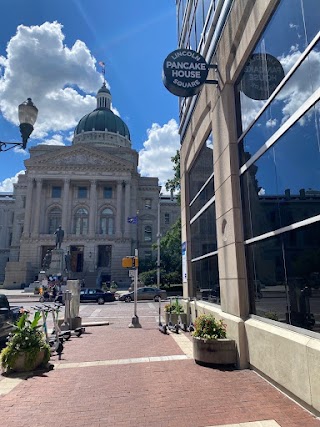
xmin=99 ymin=61 xmax=105 ymax=68
xmin=127 ymin=216 xmax=138 ymax=224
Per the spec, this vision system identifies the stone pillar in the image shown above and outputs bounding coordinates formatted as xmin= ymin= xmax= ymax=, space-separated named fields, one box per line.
xmin=124 ymin=181 xmax=131 ymax=236
xmin=116 ymin=181 xmax=122 ymax=237
xmin=32 ymin=178 xmax=43 ymax=236
xmin=23 ymin=177 xmax=34 ymax=237
xmin=61 ymin=179 xmax=70 ymax=234
xmin=89 ymin=180 xmax=97 ymax=236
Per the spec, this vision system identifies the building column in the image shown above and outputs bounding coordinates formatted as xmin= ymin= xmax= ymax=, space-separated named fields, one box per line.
xmin=124 ymin=181 xmax=131 ymax=236
xmin=32 ymin=178 xmax=43 ymax=236
xmin=23 ymin=177 xmax=34 ymax=237
xmin=61 ymin=178 xmax=70 ymax=235
xmin=89 ymin=180 xmax=97 ymax=236
xmin=115 ymin=181 xmax=122 ymax=237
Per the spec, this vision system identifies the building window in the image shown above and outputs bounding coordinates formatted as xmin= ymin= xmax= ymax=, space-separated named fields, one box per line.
xmin=165 ymin=213 xmax=170 ymax=224
xmin=21 ymin=196 xmax=26 ymax=208
xmin=48 ymin=207 xmax=62 ymax=234
xmin=103 ymin=187 xmax=112 ymax=199
xmin=144 ymin=225 xmax=152 ymax=241
xmin=145 ymin=199 xmax=151 ymax=209
xmin=144 ymin=250 xmax=152 ymax=261
xmin=100 ymin=208 xmax=114 ymax=235
xmin=78 ymin=187 xmax=87 ymax=199
xmin=74 ymin=208 xmax=88 ymax=235
xmin=52 ymin=186 xmax=62 ymax=198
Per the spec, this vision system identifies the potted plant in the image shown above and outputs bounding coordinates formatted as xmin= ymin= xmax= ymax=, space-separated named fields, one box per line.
xmin=192 ymin=313 xmax=237 ymax=366
xmin=0 ymin=310 xmax=50 ymax=373
xmin=109 ymin=281 xmax=118 ymax=293
xmin=164 ymin=299 xmax=187 ymax=325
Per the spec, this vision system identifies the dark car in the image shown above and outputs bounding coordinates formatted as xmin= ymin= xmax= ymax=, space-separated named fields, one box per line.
xmin=80 ymin=288 xmax=115 ymax=305
xmin=119 ymin=287 xmax=167 ymax=303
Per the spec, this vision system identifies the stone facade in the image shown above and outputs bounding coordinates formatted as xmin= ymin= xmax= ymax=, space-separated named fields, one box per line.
xmin=0 ymin=85 xmax=180 ymax=289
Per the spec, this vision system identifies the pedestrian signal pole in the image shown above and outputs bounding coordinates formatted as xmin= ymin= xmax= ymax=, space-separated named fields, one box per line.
xmin=122 ymin=250 xmax=141 ymax=328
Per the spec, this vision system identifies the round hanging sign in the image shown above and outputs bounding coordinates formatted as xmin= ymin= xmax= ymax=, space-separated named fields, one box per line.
xmin=162 ymin=49 xmax=209 ymax=97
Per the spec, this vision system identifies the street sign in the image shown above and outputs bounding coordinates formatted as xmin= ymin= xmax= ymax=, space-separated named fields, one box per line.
xmin=128 ymin=270 xmax=135 ymax=278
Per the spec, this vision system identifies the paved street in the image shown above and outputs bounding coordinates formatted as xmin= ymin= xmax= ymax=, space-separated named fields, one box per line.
xmin=0 ymin=299 xmax=320 ymax=427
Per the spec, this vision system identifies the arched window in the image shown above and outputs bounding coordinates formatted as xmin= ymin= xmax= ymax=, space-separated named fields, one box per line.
xmin=74 ymin=208 xmax=88 ymax=235
xmin=100 ymin=208 xmax=114 ymax=235
xmin=144 ymin=225 xmax=152 ymax=242
xmin=48 ymin=207 xmax=62 ymax=234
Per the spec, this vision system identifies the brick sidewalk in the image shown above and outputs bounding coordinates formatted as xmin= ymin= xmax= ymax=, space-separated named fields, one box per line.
xmin=0 ymin=311 xmax=320 ymax=427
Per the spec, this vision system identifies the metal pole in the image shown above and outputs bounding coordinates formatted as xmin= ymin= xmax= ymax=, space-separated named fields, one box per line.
xmin=128 ymin=249 xmax=141 ymax=328
xmin=157 ymin=194 xmax=161 ymax=288
xmin=134 ymin=248 xmax=138 ymax=318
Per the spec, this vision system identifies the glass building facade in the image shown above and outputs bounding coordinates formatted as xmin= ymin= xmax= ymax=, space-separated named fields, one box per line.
xmin=178 ymin=0 xmax=320 ymax=332
xmin=178 ymin=1 xmax=320 ymax=401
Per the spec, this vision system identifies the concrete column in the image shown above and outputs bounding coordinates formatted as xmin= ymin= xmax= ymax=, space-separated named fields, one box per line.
xmin=124 ymin=181 xmax=131 ymax=235
xmin=23 ymin=177 xmax=34 ymax=237
xmin=61 ymin=178 xmax=70 ymax=234
xmin=115 ymin=181 xmax=122 ymax=237
xmin=32 ymin=178 xmax=43 ymax=235
xmin=89 ymin=180 xmax=97 ymax=236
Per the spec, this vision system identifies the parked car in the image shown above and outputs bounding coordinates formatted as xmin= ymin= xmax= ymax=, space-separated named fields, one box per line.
xmin=119 ymin=287 xmax=167 ymax=303
xmin=56 ymin=288 xmax=115 ymax=305
xmin=80 ymin=288 xmax=115 ymax=304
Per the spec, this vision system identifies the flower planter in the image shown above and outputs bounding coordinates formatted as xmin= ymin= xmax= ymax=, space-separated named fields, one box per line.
xmin=192 ymin=336 xmax=237 ymax=366
xmin=165 ymin=312 xmax=187 ymax=325
xmin=11 ymin=349 xmax=46 ymax=372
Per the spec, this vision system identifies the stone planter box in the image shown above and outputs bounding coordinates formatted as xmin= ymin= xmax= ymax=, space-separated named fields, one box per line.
xmin=11 ymin=349 xmax=46 ymax=372
xmin=193 ymin=336 xmax=237 ymax=366
xmin=165 ymin=312 xmax=187 ymax=325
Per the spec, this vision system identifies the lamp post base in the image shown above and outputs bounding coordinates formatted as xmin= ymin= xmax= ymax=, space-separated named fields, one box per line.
xmin=128 ymin=315 xmax=141 ymax=328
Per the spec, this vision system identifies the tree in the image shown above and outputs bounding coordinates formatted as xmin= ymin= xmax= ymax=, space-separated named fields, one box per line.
xmin=165 ymin=150 xmax=180 ymax=204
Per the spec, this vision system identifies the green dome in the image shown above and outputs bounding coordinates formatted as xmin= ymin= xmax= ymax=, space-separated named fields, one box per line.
xmin=74 ymin=107 xmax=130 ymax=139
xmin=98 ymin=85 xmax=110 ymax=94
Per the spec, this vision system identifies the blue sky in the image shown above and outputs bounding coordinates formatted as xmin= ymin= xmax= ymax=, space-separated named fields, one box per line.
xmin=0 ymin=0 xmax=179 ymax=191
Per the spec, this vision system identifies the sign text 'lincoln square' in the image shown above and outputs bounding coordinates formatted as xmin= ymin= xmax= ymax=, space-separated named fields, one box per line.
xmin=162 ymin=49 xmax=209 ymax=97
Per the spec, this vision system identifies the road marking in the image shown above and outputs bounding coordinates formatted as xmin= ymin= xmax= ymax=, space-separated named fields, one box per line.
xmin=206 ymin=422 xmax=280 ymax=427
xmin=54 ymin=354 xmax=190 ymax=370
xmin=169 ymin=331 xmax=193 ymax=357
xmin=0 ymin=375 xmax=28 ymax=396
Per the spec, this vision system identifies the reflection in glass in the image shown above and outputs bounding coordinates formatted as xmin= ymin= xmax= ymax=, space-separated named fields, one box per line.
xmin=246 ymin=222 xmax=320 ymax=332
xmin=241 ymin=104 xmax=320 ymax=239
xmin=238 ymin=42 xmax=320 ymax=163
xmin=189 ymin=133 xmax=213 ymax=202
xmin=190 ymin=202 xmax=217 ymax=259
xmin=192 ymin=255 xmax=220 ymax=303
xmin=237 ymin=0 xmax=320 ymax=136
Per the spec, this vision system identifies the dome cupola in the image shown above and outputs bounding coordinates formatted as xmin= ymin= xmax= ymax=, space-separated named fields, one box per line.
xmin=73 ymin=83 xmax=131 ymax=148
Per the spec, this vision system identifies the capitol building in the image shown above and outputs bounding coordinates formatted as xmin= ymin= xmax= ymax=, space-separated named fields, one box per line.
xmin=0 ymin=83 xmax=179 ymax=288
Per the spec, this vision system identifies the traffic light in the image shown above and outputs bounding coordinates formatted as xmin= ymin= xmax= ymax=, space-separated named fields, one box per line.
xmin=122 ymin=256 xmax=139 ymax=268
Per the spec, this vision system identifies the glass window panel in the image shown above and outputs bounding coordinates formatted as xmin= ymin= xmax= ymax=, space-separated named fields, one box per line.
xmin=48 ymin=208 xmax=61 ymax=234
xmin=192 ymin=255 xmax=220 ymax=303
xmin=52 ymin=186 xmax=61 ymax=198
xmin=144 ymin=225 xmax=152 ymax=241
xmin=239 ymin=42 xmax=320 ymax=163
xmin=241 ymin=104 xmax=320 ymax=239
xmin=189 ymin=133 xmax=213 ymax=201
xmin=190 ymin=177 xmax=214 ymax=218
xmin=190 ymin=202 xmax=217 ymax=259
xmin=104 ymin=187 xmax=112 ymax=199
xmin=237 ymin=0 xmax=320 ymax=135
xmin=78 ymin=187 xmax=87 ymax=199
xmin=74 ymin=208 xmax=88 ymax=235
xmin=246 ymin=222 xmax=320 ymax=332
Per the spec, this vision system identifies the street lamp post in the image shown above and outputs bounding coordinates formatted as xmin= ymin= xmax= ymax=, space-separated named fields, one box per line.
xmin=0 ymin=98 xmax=38 ymax=152
xmin=157 ymin=192 xmax=161 ymax=288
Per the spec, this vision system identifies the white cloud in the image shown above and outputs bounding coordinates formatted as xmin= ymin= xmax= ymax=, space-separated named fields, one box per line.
xmin=0 ymin=21 xmax=107 ymax=140
xmin=266 ymin=118 xmax=277 ymax=128
xmin=0 ymin=170 xmax=25 ymax=192
xmin=39 ymin=134 xmax=65 ymax=146
xmin=138 ymin=119 xmax=180 ymax=192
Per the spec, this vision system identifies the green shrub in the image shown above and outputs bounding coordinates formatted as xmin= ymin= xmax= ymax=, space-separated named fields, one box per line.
xmin=192 ymin=313 xmax=227 ymax=340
